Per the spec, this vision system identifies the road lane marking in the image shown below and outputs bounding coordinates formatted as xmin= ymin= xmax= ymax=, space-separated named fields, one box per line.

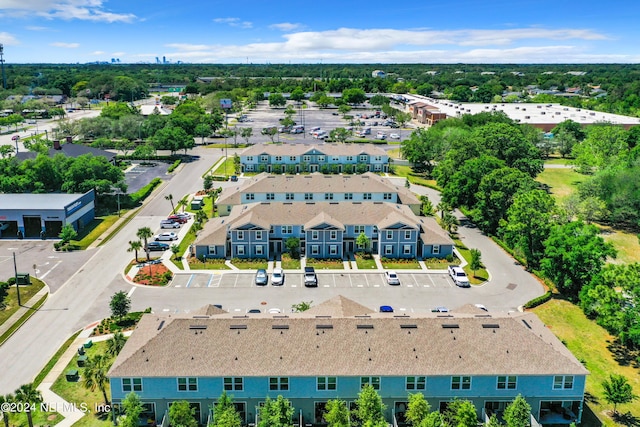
xmin=40 ymin=260 xmax=62 ymax=279
xmin=127 ymin=287 xmax=136 ymax=298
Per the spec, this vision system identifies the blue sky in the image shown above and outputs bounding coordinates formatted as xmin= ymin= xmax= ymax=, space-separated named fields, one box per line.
xmin=0 ymin=0 xmax=639 ymax=64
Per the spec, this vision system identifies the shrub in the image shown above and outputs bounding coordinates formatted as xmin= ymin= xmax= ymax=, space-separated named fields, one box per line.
xmin=167 ymin=159 xmax=181 ymax=173
xmin=524 ymin=291 xmax=553 ymax=309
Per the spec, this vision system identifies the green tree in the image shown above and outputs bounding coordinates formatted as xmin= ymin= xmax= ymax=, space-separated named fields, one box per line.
xmin=323 ymin=399 xmax=349 ymax=427
xmin=442 ymin=212 xmax=459 ymax=234
xmin=240 ymin=127 xmax=253 ymax=145
xmin=420 ymin=195 xmax=434 ymax=216
xmin=355 ymin=384 xmax=386 ymax=426
xmin=14 ymin=384 xmax=42 ymax=427
xmin=151 ymin=125 xmax=193 ymax=155
xmin=342 ymin=88 xmax=366 ymax=105
xmin=194 ymin=122 xmax=212 ymax=144
xmin=330 ymin=127 xmax=351 ymax=143
xmin=487 ymin=414 xmax=503 ymax=427
xmin=58 ymin=224 xmax=78 ymax=244
xmin=269 ymin=93 xmax=287 ymax=108
xmin=258 ymin=396 xmax=294 ymax=427
xmin=106 ymin=331 xmax=127 ymax=356
xmin=101 ymin=102 xmax=137 ymax=120
xmin=338 ymin=104 xmax=352 ymax=117
xmin=445 ymin=400 xmax=477 ymax=427
xmin=405 ymin=393 xmax=430 ymax=426
xmin=165 ymin=193 xmax=175 ymax=213
xmin=469 ymin=249 xmax=482 ymax=277
xmin=541 ymin=221 xmax=617 ymax=299
xmin=572 ymin=124 xmax=629 ymax=173
xmin=169 ymin=400 xmax=198 ymax=427
xmin=137 ymin=227 xmax=153 ymax=261
xmin=82 ymin=354 xmax=112 ymax=405
xmin=602 ymin=374 xmax=637 ymax=415
xmin=503 ymin=395 xmax=531 ymax=427
xmin=291 ymin=301 xmax=313 ymax=312
xmin=0 ymin=394 xmax=12 ymax=427
xmin=290 ymin=87 xmax=305 ymax=103
xmin=120 ymin=392 xmax=144 ymax=427
xmin=213 ymin=391 xmax=240 ymax=427
xmin=110 ymin=290 xmax=131 ymax=320
xmin=262 ymin=126 xmax=278 ymax=143
xmin=502 ymin=189 xmax=557 ymax=269
xmin=0 ymin=145 xmax=14 ymax=158
xmin=285 ymin=237 xmax=300 ymax=259
xmin=356 ymin=232 xmax=371 ymax=253
xmin=369 ymin=94 xmax=390 ymax=107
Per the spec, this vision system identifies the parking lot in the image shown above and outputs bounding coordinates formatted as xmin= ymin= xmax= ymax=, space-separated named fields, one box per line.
xmin=170 ymin=271 xmax=455 ymax=289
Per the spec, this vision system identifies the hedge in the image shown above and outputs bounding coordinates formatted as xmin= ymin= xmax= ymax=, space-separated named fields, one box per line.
xmin=524 ymin=290 xmax=553 ymax=309
xmin=167 ymin=159 xmax=181 ymax=173
xmin=130 ymin=178 xmax=162 ymax=204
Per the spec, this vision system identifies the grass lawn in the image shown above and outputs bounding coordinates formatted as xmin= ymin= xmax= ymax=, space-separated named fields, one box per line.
xmin=422 ymin=257 xmax=457 ymax=269
xmin=387 ymin=148 xmax=401 ymax=158
xmin=0 ymin=277 xmax=45 ymax=326
xmin=380 ymin=259 xmax=421 ymax=269
xmin=281 ymin=254 xmax=301 ymax=270
xmin=535 ymin=167 xmax=586 ymax=203
xmin=230 ymin=259 xmax=268 ymax=270
xmin=450 ymin=235 xmax=489 ymax=285
xmin=305 ymin=258 xmax=345 ymax=270
xmin=355 ymin=253 xmax=377 ymax=269
xmin=51 ymin=341 xmax=115 ymax=427
xmin=544 ymin=157 xmax=573 ymax=165
xmin=211 ymin=157 xmax=237 ymax=177
xmin=34 ymin=329 xmax=82 ymax=386
xmin=6 ymin=408 xmax=63 ymax=427
xmin=599 ymin=226 xmax=640 ymax=264
xmin=391 ymin=165 xmax=439 ymax=188
xmin=188 ymin=258 xmax=231 ymax=270
xmin=532 ymin=299 xmax=640 ymax=426
xmin=71 ymin=215 xmax=120 ymax=249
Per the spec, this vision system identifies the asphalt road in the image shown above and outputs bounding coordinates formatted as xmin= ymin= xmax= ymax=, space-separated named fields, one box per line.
xmin=0 ymin=148 xmax=544 ymax=393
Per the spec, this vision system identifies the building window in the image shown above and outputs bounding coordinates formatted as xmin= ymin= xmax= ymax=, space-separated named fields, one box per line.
xmin=330 ymin=245 xmax=337 ymax=255
xmin=256 ymin=245 xmax=263 ymax=255
xmin=286 ymin=193 xmax=294 ymax=200
xmin=289 ymin=156 xmax=296 ymax=161
xmin=312 ymin=231 xmax=319 ymax=240
xmin=374 ymin=156 xmax=382 ymax=161
xmin=385 ymin=245 xmax=393 ymax=255
xmin=403 ymin=245 xmax=411 ymax=254
xmin=269 ymin=226 xmax=274 ymax=234
xmin=305 ymin=193 xmax=313 ymax=200
xmin=178 ymin=377 xmax=198 ymax=391
xmin=261 ymin=155 xmax=268 ymax=162
xmin=354 ymin=225 xmax=365 ymax=234
xmin=553 ymin=376 xmax=574 ymax=390
xmin=266 ymin=193 xmax=275 ymax=200
xmin=275 ymin=156 xmax=282 ymax=161
xmin=330 ymin=230 xmax=337 ymax=240
xmin=432 ymin=245 xmax=440 ymax=254
xmin=208 ymin=246 xmax=217 ymax=255
xmin=246 ymin=165 xmax=254 ymax=171
xmin=363 ymin=193 xmax=372 ymax=200
xmin=256 ymin=231 xmax=263 ymax=240
xmin=282 ymin=225 xmax=293 ymax=234
xmin=224 ymin=377 xmax=244 ymax=391
xmin=360 ymin=377 xmax=380 ymax=390
xmin=325 ymin=193 xmax=334 ymax=200
xmin=497 ymin=376 xmax=517 ymax=390
xmin=247 ymin=156 xmax=253 ymax=162
xmin=359 ymin=155 xmax=367 ymax=162
xmin=269 ymin=377 xmax=289 ymax=391
xmin=384 ymin=193 xmax=392 ymax=200
xmin=311 ymin=245 xmax=319 ymax=255
xmin=333 ymin=157 xmax=339 ymax=161
xmin=406 ymin=376 xmax=426 ymax=390
xmin=386 ymin=230 xmax=393 ymax=239
xmin=237 ymin=231 xmax=244 ymax=240
xmin=345 ymin=193 xmax=353 ymax=200
xmin=303 ymin=155 xmax=311 ymax=162
xmin=237 ymin=245 xmax=245 ymax=256
xmin=122 ymin=378 xmax=142 ymax=392
xmin=317 ymin=377 xmax=337 ymax=391
xmin=451 ymin=376 xmax=471 ymax=390
xmin=404 ymin=230 xmax=412 ymax=239
xmin=246 ymin=193 xmax=254 ymax=201
xmin=346 ymin=156 xmax=353 ymax=161
xmin=318 ymin=156 xmax=325 ymax=162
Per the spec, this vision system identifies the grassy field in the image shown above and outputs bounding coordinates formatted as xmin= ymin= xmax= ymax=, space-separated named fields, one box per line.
xmin=0 ymin=277 xmax=45 ymax=326
xmin=305 ymin=258 xmax=345 ymax=269
xmin=532 ymin=299 xmax=640 ymax=426
xmin=599 ymin=226 xmax=640 ymax=264
xmin=536 ymin=166 xmax=586 ymax=202
xmin=51 ymin=341 xmax=114 ymax=427
xmin=355 ymin=254 xmax=377 ymax=269
xmin=188 ymin=258 xmax=231 ymax=270
xmin=391 ymin=165 xmax=439 ymax=188
xmin=230 ymin=259 xmax=268 ymax=270
xmin=72 ymin=216 xmax=120 ymax=250
xmin=380 ymin=259 xmax=421 ymax=269
xmin=211 ymin=158 xmax=237 ymax=176
xmin=281 ymin=254 xmax=301 ymax=270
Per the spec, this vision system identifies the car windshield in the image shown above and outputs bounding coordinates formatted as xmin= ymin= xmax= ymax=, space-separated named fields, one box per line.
xmin=273 ymin=271 xmax=282 ymax=278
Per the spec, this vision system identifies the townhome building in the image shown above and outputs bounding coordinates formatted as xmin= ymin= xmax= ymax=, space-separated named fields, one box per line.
xmin=108 ymin=296 xmax=588 ymax=427
xmin=240 ymin=144 xmax=390 ymax=173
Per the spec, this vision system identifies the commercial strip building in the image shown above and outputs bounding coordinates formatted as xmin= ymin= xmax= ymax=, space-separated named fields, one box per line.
xmin=194 ymin=173 xmax=451 ymax=260
xmin=0 ymin=190 xmax=95 ymax=238
xmin=108 ymin=296 xmax=588 ymax=426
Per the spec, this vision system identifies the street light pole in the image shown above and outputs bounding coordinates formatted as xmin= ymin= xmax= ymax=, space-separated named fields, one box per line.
xmin=13 ymin=252 xmax=21 ymax=306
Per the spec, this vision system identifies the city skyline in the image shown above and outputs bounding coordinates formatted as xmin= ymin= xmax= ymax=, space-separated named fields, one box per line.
xmin=0 ymin=0 xmax=639 ymax=64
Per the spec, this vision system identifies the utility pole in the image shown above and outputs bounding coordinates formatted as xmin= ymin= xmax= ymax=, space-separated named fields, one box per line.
xmin=0 ymin=43 xmax=6 ymax=90
xmin=13 ymin=252 xmax=21 ymax=306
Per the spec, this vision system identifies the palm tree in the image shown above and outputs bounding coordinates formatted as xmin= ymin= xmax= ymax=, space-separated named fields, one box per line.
xmin=106 ymin=331 xmax=127 ymax=357
xmin=164 ymin=194 xmax=175 ymax=213
xmin=14 ymin=384 xmax=42 ymax=427
xmin=177 ymin=197 xmax=188 ymax=213
xmin=0 ymin=394 xmax=12 ymax=427
xmin=127 ymin=240 xmax=142 ymax=263
xmin=82 ymin=353 xmax=112 ymax=406
xmin=136 ymin=227 xmax=153 ymax=261
xmin=442 ymin=212 xmax=459 ymax=234
xmin=436 ymin=201 xmax=452 ymax=220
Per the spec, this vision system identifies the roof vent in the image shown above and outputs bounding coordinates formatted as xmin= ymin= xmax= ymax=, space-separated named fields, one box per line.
xmin=229 ymin=325 xmax=247 ymax=330
xmin=316 ymin=324 xmax=333 ymax=330
xmin=354 ymin=315 xmax=370 ymax=318
xmin=272 ymin=325 xmax=289 ymax=330
xmin=232 ymin=315 xmax=248 ymax=319
xmin=157 ymin=320 xmax=165 ymax=330
xmin=189 ymin=325 xmax=207 ymax=330
xmin=394 ymin=314 xmax=410 ymax=318
xmin=442 ymin=324 xmax=460 ymax=329
xmin=192 ymin=315 xmax=209 ymax=319
xmin=482 ymin=324 xmax=500 ymax=329
xmin=357 ymin=324 xmax=374 ymax=329
xmin=521 ymin=319 xmax=532 ymax=329
xmin=400 ymin=324 xmax=417 ymax=329
xmin=315 ymin=315 xmax=332 ymax=319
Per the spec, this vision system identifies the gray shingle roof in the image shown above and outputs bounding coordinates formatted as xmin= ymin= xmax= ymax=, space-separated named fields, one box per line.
xmin=109 ymin=296 xmax=588 ymax=378
xmin=241 ymin=143 xmax=388 ymax=158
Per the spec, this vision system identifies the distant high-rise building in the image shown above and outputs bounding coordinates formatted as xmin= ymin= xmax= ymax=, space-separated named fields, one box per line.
xmin=162 ymin=56 xmax=166 ymax=64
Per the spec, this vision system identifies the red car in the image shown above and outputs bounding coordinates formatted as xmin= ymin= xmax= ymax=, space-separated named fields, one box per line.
xmin=167 ymin=215 xmax=188 ymax=224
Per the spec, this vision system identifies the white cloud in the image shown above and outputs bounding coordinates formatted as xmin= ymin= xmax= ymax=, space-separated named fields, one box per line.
xmin=0 ymin=0 xmax=136 ymax=23
xmin=0 ymin=32 xmax=19 ymax=45
xmin=213 ymin=17 xmax=252 ymax=28
xmin=269 ymin=22 xmax=303 ymax=32
xmin=90 ymin=50 xmax=105 ymax=55
xmin=25 ymin=25 xmax=52 ymax=31
xmin=50 ymin=42 xmax=79 ymax=48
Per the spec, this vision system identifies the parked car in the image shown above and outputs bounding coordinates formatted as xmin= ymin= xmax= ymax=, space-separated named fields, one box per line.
xmin=309 ymin=126 xmax=321 ymax=135
xmin=385 ymin=271 xmax=400 ymax=285
xmin=146 ymin=242 xmax=170 ymax=251
xmin=379 ymin=305 xmax=394 ymax=313
xmin=389 ymin=133 xmax=400 ymax=139
xmin=376 ymin=132 xmax=387 ymax=140
xmin=268 ymin=308 xmax=282 ymax=314
xmin=255 ymin=269 xmax=269 ymax=286
xmin=168 ymin=215 xmax=188 ymax=224
xmin=448 ymin=265 xmax=470 ymax=287
xmin=432 ymin=306 xmax=449 ymax=313
xmin=304 ymin=267 xmax=318 ymax=287
xmin=247 ymin=309 xmax=261 ymax=314
xmin=160 ymin=220 xmax=181 ymax=229
xmin=271 ymin=268 xmax=285 ymax=286
xmin=174 ymin=212 xmax=191 ymax=220
xmin=154 ymin=232 xmax=178 ymax=241
xmin=230 ymin=175 xmax=238 ymax=182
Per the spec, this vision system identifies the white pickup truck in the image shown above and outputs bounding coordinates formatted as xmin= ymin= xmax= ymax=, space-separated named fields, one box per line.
xmin=448 ymin=265 xmax=470 ymax=287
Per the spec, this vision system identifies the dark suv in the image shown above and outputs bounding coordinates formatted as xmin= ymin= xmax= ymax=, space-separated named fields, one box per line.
xmin=304 ymin=266 xmax=318 ymax=287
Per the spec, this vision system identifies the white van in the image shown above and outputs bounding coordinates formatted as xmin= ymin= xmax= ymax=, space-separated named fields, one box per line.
xmin=309 ymin=126 xmax=321 ymax=135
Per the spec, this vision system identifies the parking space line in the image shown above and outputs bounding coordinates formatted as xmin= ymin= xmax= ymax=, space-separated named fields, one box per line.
xmin=425 ymin=275 xmax=435 ymax=288
xmin=185 ymin=274 xmax=195 ymax=288
xmin=127 ymin=287 xmax=136 ymax=298
xmin=234 ymin=274 xmax=239 ymax=287
xmin=206 ymin=275 xmax=216 ymax=287
xmin=364 ymin=275 xmax=371 ymax=287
